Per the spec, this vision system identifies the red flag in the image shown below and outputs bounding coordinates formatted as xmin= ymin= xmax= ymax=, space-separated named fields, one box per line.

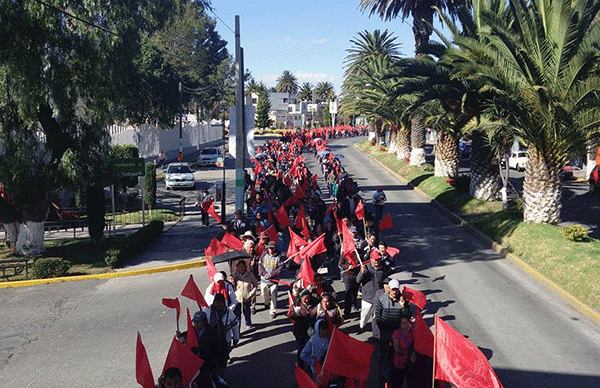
xmin=321 ymin=327 xmax=374 ymax=386
xmin=355 ymin=200 xmax=365 ymax=220
xmin=202 ymin=200 xmax=221 ymax=223
xmin=297 ymin=233 xmax=327 ymax=262
xmin=205 ymin=256 xmax=218 ymax=282
xmin=287 ymin=237 xmax=299 ymax=260
xmin=301 ymin=217 xmax=311 ymax=240
xmin=295 ymin=365 xmax=317 ymax=388
xmin=185 ymin=308 xmax=199 ymax=352
xmin=403 ymin=286 xmax=426 ymax=310
xmin=286 ymin=290 xmax=296 ymax=320
xmin=266 ymin=224 xmax=278 ymax=243
xmin=413 ymin=309 xmax=434 ymax=357
xmin=325 ymin=202 xmax=336 ymax=215
xmin=295 ymin=206 xmax=307 ymax=230
xmin=161 ymin=298 xmax=181 ymax=327
xmin=205 ymin=237 xmax=227 ymax=258
xmin=333 ymin=210 xmax=344 ymax=235
xmin=341 ymin=222 xmax=358 ymax=266
xmin=288 ymin=227 xmax=308 ymax=263
xmin=221 ymin=232 xmax=243 ymax=251
xmin=267 ymin=211 xmax=274 ymax=225
xmin=311 ymin=174 xmax=318 ymax=183
xmin=276 ymin=205 xmax=290 ymax=228
xmin=313 ymin=356 xmax=322 ymax=378
xmin=298 ymin=257 xmax=314 ymax=287
xmin=387 ymin=246 xmax=400 ymax=257
xmin=162 ymin=336 xmax=204 ymax=387
xmin=253 ymin=161 xmax=262 ymax=176
xmin=379 ymin=212 xmax=394 ymax=231
xmin=370 ymin=249 xmax=381 ymax=260
xmin=136 ymin=333 xmax=155 ymax=388
xmin=293 ymin=184 xmax=305 ymax=200
xmin=434 ymin=316 xmax=504 ymax=388
xmin=181 ymin=275 xmax=209 ymax=308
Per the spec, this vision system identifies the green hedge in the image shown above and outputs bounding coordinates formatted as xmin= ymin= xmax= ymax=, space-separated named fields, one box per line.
xmin=32 ymin=257 xmax=71 ymax=278
xmin=105 ymin=220 xmax=164 ymax=268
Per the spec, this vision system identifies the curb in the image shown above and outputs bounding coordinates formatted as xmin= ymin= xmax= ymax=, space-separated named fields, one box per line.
xmin=357 ymin=144 xmax=600 ymax=326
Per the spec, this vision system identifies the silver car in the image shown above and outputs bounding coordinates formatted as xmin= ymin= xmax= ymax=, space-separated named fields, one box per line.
xmin=164 ymin=163 xmax=195 ymax=190
xmin=197 ymin=147 xmax=223 ymax=167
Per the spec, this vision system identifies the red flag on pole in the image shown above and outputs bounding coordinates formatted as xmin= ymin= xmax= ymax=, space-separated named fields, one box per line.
xmin=295 ymin=206 xmax=307 ymax=230
xmin=185 ymin=308 xmax=199 ymax=352
xmin=205 ymin=256 xmax=218 ymax=282
xmin=341 ymin=222 xmax=358 ymax=266
xmin=333 ymin=210 xmax=344 ymax=235
xmin=311 ymin=174 xmax=318 ymax=183
xmin=301 ymin=217 xmax=311 ymax=240
xmin=203 ymin=200 xmax=221 ymax=223
xmin=298 ymin=257 xmax=314 ymax=287
xmin=276 ymin=205 xmax=290 ymax=228
xmin=265 ymin=224 xmax=278 ymax=244
xmin=161 ymin=298 xmax=181 ymax=328
xmin=370 ymin=249 xmax=381 ymax=260
xmin=205 ymin=237 xmax=227 ymax=258
xmin=355 ymin=200 xmax=365 ymax=220
xmin=181 ymin=275 xmax=209 ymax=308
xmin=136 ymin=332 xmax=155 ymax=388
xmin=321 ymin=327 xmax=374 ymax=387
xmin=325 ymin=202 xmax=336 ymax=215
xmin=413 ymin=309 xmax=434 ymax=357
xmin=403 ymin=286 xmax=427 ymax=311
xmin=387 ymin=246 xmax=400 ymax=257
xmin=297 ymin=233 xmax=327 ymax=262
xmin=379 ymin=212 xmax=394 ymax=231
xmin=221 ymin=232 xmax=244 ymax=251
xmin=434 ymin=316 xmax=504 ymax=388
xmin=162 ymin=336 xmax=204 ymax=387
xmin=295 ymin=365 xmax=318 ymax=388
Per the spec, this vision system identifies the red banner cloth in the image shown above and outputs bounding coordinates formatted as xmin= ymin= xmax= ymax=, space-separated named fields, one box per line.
xmin=413 ymin=309 xmax=434 ymax=357
xmin=434 ymin=316 xmax=504 ymax=388
xmin=276 ymin=205 xmax=291 ymax=228
xmin=297 ymin=233 xmax=327 ymax=262
xmin=161 ymin=298 xmax=181 ymax=327
xmin=379 ymin=213 xmax=394 ymax=231
xmin=136 ymin=333 xmax=155 ymax=388
xmin=295 ymin=365 xmax=318 ymax=388
xmin=321 ymin=327 xmax=374 ymax=387
xmin=205 ymin=237 xmax=227 ymax=258
xmin=298 ymin=257 xmax=315 ymax=287
xmin=403 ymin=286 xmax=426 ymax=311
xmin=387 ymin=246 xmax=400 ymax=257
xmin=301 ymin=217 xmax=311 ymax=240
xmin=162 ymin=336 xmax=204 ymax=387
xmin=355 ymin=200 xmax=365 ymax=220
xmin=341 ymin=222 xmax=358 ymax=266
xmin=288 ymin=226 xmax=308 ymax=262
xmin=181 ymin=274 xmax=209 ymax=308
xmin=185 ymin=308 xmax=199 ymax=352
xmin=295 ymin=206 xmax=307 ymax=230
xmin=202 ymin=200 xmax=221 ymax=223
xmin=205 ymin=256 xmax=218 ymax=282
xmin=221 ymin=232 xmax=244 ymax=251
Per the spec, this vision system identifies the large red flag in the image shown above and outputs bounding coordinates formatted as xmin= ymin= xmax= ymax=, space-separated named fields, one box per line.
xmin=321 ymin=327 xmax=374 ymax=387
xmin=205 ymin=237 xmax=227 ymax=258
xmin=403 ymin=286 xmax=426 ymax=310
xmin=181 ymin=275 xmax=209 ymax=308
xmin=162 ymin=336 xmax=204 ymax=387
xmin=295 ymin=365 xmax=318 ymax=388
xmin=136 ymin=332 xmax=155 ymax=388
xmin=161 ymin=298 xmax=181 ymax=328
xmin=379 ymin=212 xmax=394 ymax=231
xmin=332 ymin=210 xmax=344 ymax=235
xmin=413 ymin=309 xmax=434 ymax=357
xmin=298 ymin=257 xmax=314 ymax=287
xmin=355 ymin=200 xmax=365 ymax=220
xmin=295 ymin=206 xmax=307 ymax=230
xmin=297 ymin=233 xmax=327 ymax=262
xmin=185 ymin=308 xmax=199 ymax=352
xmin=288 ymin=227 xmax=308 ymax=261
xmin=301 ymin=217 xmax=311 ymax=240
xmin=203 ymin=200 xmax=221 ymax=223
xmin=221 ymin=232 xmax=243 ymax=251
xmin=434 ymin=316 xmax=504 ymax=388
xmin=205 ymin=256 xmax=218 ymax=282
xmin=276 ymin=205 xmax=290 ymax=228
xmin=341 ymin=222 xmax=358 ymax=266
xmin=265 ymin=224 xmax=278 ymax=244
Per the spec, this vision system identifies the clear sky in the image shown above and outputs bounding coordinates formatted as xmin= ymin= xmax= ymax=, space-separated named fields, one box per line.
xmin=209 ymin=0 xmax=419 ymax=95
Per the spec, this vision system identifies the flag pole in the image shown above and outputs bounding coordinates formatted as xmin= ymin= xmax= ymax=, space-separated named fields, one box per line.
xmin=432 ymin=314 xmax=437 ymax=388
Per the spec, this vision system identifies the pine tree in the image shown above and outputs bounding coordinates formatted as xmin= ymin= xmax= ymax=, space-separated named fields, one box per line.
xmin=255 ymin=93 xmax=271 ymax=130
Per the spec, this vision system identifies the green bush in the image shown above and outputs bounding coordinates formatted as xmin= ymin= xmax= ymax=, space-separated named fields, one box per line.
xmin=32 ymin=257 xmax=71 ymax=278
xmin=144 ymin=162 xmax=157 ymax=210
xmin=104 ymin=220 xmax=164 ymax=268
xmin=509 ymin=197 xmax=524 ymax=215
xmin=562 ymin=224 xmax=589 ymax=242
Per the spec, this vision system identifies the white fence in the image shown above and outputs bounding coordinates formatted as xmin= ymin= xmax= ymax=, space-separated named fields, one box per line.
xmin=108 ymin=119 xmax=224 ymax=161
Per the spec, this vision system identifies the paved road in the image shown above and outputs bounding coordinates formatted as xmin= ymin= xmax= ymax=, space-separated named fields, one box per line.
xmin=1 ymin=137 xmax=599 ymax=387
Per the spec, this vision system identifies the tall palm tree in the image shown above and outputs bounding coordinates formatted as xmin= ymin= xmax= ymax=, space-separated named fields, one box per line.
xmin=447 ymin=0 xmax=600 ymax=223
xmin=314 ymin=82 xmax=335 ymax=103
xmin=246 ymin=78 xmax=267 ymax=97
xmin=297 ymin=82 xmax=313 ymax=101
xmin=344 ymin=29 xmax=402 ymax=77
xmin=275 ymin=70 xmax=298 ymax=94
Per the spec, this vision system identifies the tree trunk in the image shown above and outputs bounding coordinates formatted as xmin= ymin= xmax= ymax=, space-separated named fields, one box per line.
xmin=523 ymin=149 xmax=561 ymax=224
xmin=413 ymin=8 xmax=434 ymax=56
xmin=396 ymin=125 xmax=411 ymax=160
xmin=410 ymin=116 xmax=426 ymax=166
xmin=434 ymin=131 xmax=459 ymax=178
xmin=469 ymin=129 xmax=501 ymax=200
xmin=5 ymin=221 xmax=45 ymax=256
xmin=388 ymin=129 xmax=398 ymax=154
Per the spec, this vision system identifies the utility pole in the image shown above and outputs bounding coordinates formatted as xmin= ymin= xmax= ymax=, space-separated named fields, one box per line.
xmin=178 ymin=82 xmax=183 ymax=162
xmin=234 ymin=15 xmax=245 ymax=212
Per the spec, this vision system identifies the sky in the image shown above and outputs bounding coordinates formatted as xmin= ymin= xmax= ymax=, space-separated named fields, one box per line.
xmin=208 ymin=0 xmax=419 ymax=95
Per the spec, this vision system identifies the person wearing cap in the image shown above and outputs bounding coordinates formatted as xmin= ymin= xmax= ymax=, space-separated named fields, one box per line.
xmin=259 ymin=240 xmax=283 ymax=317
xmin=374 ymin=279 xmax=414 ymax=386
xmin=356 ymin=247 xmax=391 ymax=335
xmin=372 ymin=187 xmax=387 ymax=221
xmin=241 ymin=230 xmax=255 ymax=242
xmin=204 ymin=272 xmax=238 ymax=313
xmin=191 ymin=310 xmax=220 ymax=385
xmin=227 ymin=209 xmax=248 ymax=237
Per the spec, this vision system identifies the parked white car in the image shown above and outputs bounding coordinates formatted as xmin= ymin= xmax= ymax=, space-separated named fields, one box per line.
xmin=164 ymin=163 xmax=195 ymax=190
xmin=197 ymin=147 xmax=223 ymax=167
xmin=508 ymin=150 xmax=528 ymax=171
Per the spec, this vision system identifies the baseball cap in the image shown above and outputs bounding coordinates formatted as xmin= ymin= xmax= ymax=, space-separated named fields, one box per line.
xmin=349 ymin=226 xmax=358 ymax=233
xmin=388 ymin=279 xmax=400 ymax=289
xmin=192 ymin=310 xmax=207 ymax=322
xmin=267 ymin=241 xmax=277 ymax=248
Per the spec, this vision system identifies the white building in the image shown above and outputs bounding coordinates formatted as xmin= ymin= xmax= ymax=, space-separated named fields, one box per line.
xmin=249 ymin=92 xmax=327 ymax=129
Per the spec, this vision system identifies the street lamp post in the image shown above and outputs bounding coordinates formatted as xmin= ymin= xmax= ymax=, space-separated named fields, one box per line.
xmin=178 ymin=82 xmax=183 ymax=162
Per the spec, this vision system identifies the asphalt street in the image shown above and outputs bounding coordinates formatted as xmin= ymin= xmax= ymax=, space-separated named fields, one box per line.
xmin=0 ymin=137 xmax=599 ymax=387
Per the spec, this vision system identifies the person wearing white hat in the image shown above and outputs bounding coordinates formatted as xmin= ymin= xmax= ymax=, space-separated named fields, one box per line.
xmin=205 ymin=271 xmax=238 ymax=313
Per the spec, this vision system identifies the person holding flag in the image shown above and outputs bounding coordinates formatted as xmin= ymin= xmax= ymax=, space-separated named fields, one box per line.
xmin=300 ymin=319 xmax=331 ymax=380
xmin=259 ymin=241 xmax=283 ymax=318
xmin=372 ymin=187 xmax=387 ymax=221
xmin=196 ymin=187 xmax=213 ymax=226
xmin=356 ymin=249 xmax=390 ymax=335
xmin=390 ymin=316 xmax=417 ymax=388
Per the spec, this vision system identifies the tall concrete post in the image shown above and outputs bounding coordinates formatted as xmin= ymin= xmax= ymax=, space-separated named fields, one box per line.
xmin=235 ymin=15 xmax=245 ymax=212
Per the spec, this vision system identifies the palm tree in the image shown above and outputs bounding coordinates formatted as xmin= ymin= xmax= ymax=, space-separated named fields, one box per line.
xmin=275 ymin=70 xmax=298 ymax=94
xmin=246 ymin=78 xmax=267 ymax=97
xmin=344 ymin=30 xmax=402 ymax=77
xmin=446 ymin=0 xmax=600 ymax=223
xmin=314 ymin=82 xmax=335 ymax=103
xmin=297 ymin=82 xmax=313 ymax=102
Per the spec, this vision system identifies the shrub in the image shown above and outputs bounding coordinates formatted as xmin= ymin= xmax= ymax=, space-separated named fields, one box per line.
xmin=105 ymin=220 xmax=164 ymax=268
xmin=509 ymin=197 xmax=524 ymax=215
xmin=32 ymin=257 xmax=71 ymax=278
xmin=562 ymin=224 xmax=589 ymax=242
